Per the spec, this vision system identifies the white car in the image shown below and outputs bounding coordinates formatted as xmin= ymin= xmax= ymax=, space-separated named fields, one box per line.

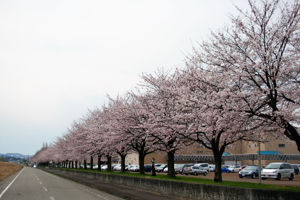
xmin=101 ymin=165 xmax=108 ymax=170
xmin=113 ymin=164 xmax=121 ymax=171
xmin=93 ymin=165 xmax=98 ymax=169
xmin=163 ymin=167 xmax=168 ymax=173
xmin=128 ymin=165 xmax=139 ymax=172
xmin=228 ymin=165 xmax=241 ymax=173
xmin=156 ymin=164 xmax=167 ymax=172
xmin=209 ymin=165 xmax=215 ymax=172
xmin=261 ymin=162 xmax=295 ymax=180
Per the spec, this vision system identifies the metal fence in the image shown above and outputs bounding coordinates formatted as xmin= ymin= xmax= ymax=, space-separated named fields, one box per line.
xmin=173 ymin=154 xmax=300 ymax=162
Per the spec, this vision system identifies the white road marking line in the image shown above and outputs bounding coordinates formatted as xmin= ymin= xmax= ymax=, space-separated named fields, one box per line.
xmin=0 ymin=168 xmax=24 ymax=199
xmin=39 ymin=181 xmax=43 ymax=185
xmin=43 ymin=187 xmax=48 ymax=192
xmin=79 ymin=187 xmax=109 ymax=200
xmin=42 ymin=170 xmax=118 ymax=200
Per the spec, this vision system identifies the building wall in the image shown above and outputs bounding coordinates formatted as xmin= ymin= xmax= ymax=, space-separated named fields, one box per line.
xmin=241 ymin=139 xmax=300 ymax=166
xmin=141 ymin=139 xmax=300 ymax=166
xmin=125 ymin=153 xmax=139 ymax=165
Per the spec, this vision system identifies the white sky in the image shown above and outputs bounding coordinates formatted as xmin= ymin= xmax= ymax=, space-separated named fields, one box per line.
xmin=0 ymin=0 xmax=250 ymax=155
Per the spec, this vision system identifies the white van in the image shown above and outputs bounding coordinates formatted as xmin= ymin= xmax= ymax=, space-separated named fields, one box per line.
xmin=194 ymin=163 xmax=210 ymax=173
xmin=261 ymin=162 xmax=295 ymax=180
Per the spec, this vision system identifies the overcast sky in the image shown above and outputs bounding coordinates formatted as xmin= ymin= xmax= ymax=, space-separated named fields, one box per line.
xmin=0 ymin=0 xmax=250 ymax=156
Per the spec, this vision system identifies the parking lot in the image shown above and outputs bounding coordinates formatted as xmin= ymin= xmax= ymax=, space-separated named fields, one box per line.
xmin=177 ymin=171 xmax=300 ymax=187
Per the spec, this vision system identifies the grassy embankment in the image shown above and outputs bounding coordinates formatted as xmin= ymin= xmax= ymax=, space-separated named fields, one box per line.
xmin=56 ymin=168 xmax=300 ymax=192
xmin=0 ymin=162 xmax=23 ymax=182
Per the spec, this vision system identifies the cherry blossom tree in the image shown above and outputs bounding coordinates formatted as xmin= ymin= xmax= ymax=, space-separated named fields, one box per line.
xmin=107 ymin=94 xmax=160 ymax=174
xmin=140 ymin=67 xmax=265 ymax=182
xmin=139 ymin=70 xmax=195 ymax=177
xmin=86 ymin=106 xmax=119 ymax=171
xmin=182 ymin=66 xmax=267 ymax=182
xmin=32 ymin=145 xmax=50 ymax=165
xmin=194 ymin=0 xmax=300 ymax=151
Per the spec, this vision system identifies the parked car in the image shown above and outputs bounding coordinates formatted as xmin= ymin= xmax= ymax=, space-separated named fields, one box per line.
xmin=183 ymin=166 xmax=208 ymax=176
xmin=155 ymin=163 xmax=163 ymax=168
xmin=182 ymin=164 xmax=195 ymax=174
xmin=181 ymin=164 xmax=195 ymax=174
xmin=163 ymin=167 xmax=168 ymax=173
xmin=228 ymin=165 xmax=241 ymax=173
xmin=144 ymin=164 xmax=152 ymax=172
xmin=175 ymin=164 xmax=185 ymax=174
xmin=292 ymin=164 xmax=299 ymax=175
xmin=156 ymin=164 xmax=168 ymax=172
xmin=101 ymin=165 xmax=108 ymax=170
xmin=241 ymin=165 xmax=247 ymax=170
xmin=93 ymin=165 xmax=99 ymax=169
xmin=128 ymin=165 xmax=139 ymax=172
xmin=209 ymin=165 xmax=215 ymax=172
xmin=114 ymin=164 xmax=130 ymax=171
xmin=294 ymin=164 xmax=300 ymax=174
xmin=194 ymin=163 xmax=210 ymax=173
xmin=162 ymin=164 xmax=183 ymax=173
xmin=261 ymin=162 xmax=295 ymax=180
xmin=238 ymin=165 xmax=259 ymax=179
xmin=111 ymin=164 xmax=117 ymax=170
xmin=213 ymin=166 xmax=232 ymax=173
xmin=113 ymin=164 xmax=122 ymax=171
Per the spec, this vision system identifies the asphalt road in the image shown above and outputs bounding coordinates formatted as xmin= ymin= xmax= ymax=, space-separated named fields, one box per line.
xmin=43 ymin=168 xmax=184 ymax=200
xmin=0 ymin=167 xmax=123 ymax=200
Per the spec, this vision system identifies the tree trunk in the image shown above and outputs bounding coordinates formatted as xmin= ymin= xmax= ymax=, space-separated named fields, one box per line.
xmin=75 ymin=161 xmax=78 ymax=169
xmin=90 ymin=156 xmax=93 ymax=170
xmin=107 ymin=156 xmax=112 ymax=171
xmin=84 ymin=160 xmax=87 ymax=169
xmin=97 ymin=155 xmax=101 ymax=171
xmin=167 ymin=151 xmax=175 ymax=177
xmin=212 ymin=144 xmax=224 ymax=183
xmin=213 ymin=155 xmax=222 ymax=183
xmin=120 ymin=154 xmax=126 ymax=172
xmin=285 ymin=122 xmax=300 ymax=152
xmin=138 ymin=152 xmax=145 ymax=174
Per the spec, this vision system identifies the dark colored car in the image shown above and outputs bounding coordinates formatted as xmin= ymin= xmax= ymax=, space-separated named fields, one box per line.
xmin=144 ymin=164 xmax=152 ymax=172
xmin=292 ymin=164 xmax=299 ymax=175
xmin=239 ymin=165 xmax=259 ymax=179
xmin=175 ymin=164 xmax=185 ymax=174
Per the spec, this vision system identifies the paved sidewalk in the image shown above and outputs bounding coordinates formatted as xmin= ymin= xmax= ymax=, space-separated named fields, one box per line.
xmin=42 ymin=168 xmax=186 ymax=200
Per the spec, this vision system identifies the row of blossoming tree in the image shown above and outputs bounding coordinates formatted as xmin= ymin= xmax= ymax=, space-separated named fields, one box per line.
xmin=32 ymin=0 xmax=300 ymax=183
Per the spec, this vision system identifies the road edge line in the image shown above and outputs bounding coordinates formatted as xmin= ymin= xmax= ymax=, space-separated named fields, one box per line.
xmin=0 ymin=167 xmax=24 ymax=199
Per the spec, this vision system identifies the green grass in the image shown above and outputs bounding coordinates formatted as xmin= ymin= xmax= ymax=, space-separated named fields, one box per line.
xmin=56 ymin=168 xmax=300 ymax=192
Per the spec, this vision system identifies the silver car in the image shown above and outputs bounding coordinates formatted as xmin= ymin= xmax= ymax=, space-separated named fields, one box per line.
xmin=183 ymin=166 xmax=208 ymax=176
xmin=261 ymin=162 xmax=295 ymax=180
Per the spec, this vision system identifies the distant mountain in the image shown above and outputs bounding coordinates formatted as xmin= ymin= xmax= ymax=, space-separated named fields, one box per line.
xmin=0 ymin=153 xmax=32 ymax=159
